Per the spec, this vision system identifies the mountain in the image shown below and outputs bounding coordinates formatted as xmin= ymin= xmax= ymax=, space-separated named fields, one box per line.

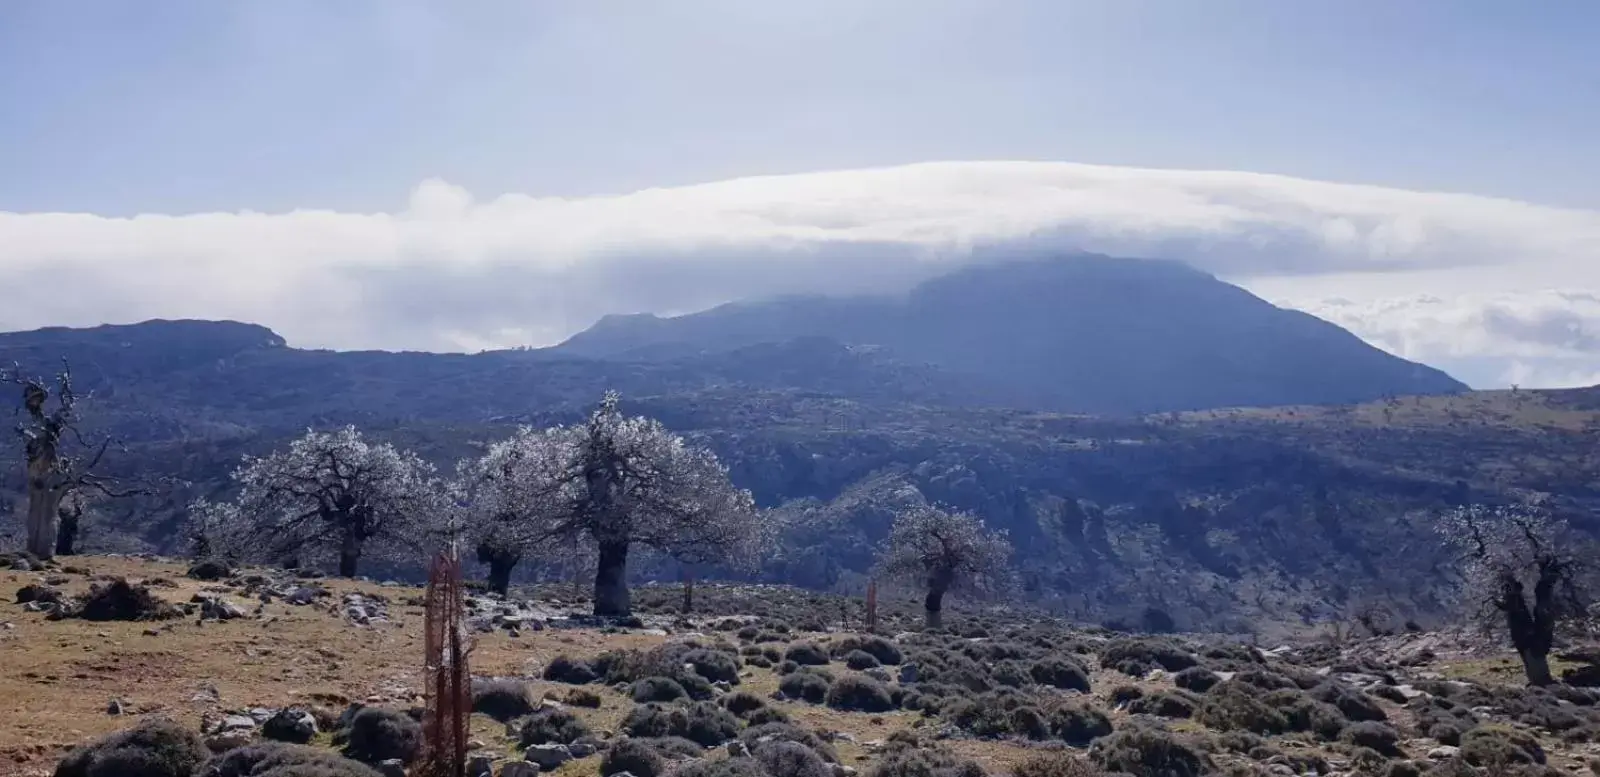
xmin=556 ymin=254 xmax=1468 ymax=414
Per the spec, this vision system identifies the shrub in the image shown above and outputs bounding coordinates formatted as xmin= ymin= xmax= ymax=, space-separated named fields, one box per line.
xmin=1197 ymin=682 xmax=1291 ymax=735
xmin=196 ymin=743 xmax=380 ymax=777
xmin=741 ymin=724 xmax=838 ymax=763
xmin=1311 ymin=682 xmax=1387 ymax=723
xmin=683 ymin=649 xmax=742 ymax=685
xmin=1109 ymin=685 xmax=1145 ymax=706
xmin=754 ymin=741 xmax=832 ymax=777
xmin=186 ymin=559 xmax=233 ymax=581
xmin=745 ymin=707 xmax=793 ymax=726
xmin=632 ymin=676 xmax=690 ymax=703
xmin=1264 ymin=689 xmax=1348 ymax=740
xmin=1461 ymin=725 xmax=1545 ymax=767
xmin=1232 ymin=670 xmax=1298 ymax=692
xmin=1009 ymin=706 xmax=1051 ymax=740
xmin=1089 ymin=725 xmax=1208 ymax=777
xmin=343 ymin=707 xmax=420 ymax=764
xmin=779 ymin=670 xmax=832 ymax=704
xmin=1342 ymin=722 xmax=1404 ymax=758
xmin=1049 ymin=702 xmax=1115 ymax=747
xmin=622 ymin=701 xmax=742 ymax=747
xmin=845 ymin=650 xmax=882 ymax=670
xmin=831 ymin=635 xmax=903 ymax=665
xmin=1174 ymin=667 xmax=1221 ymax=693
xmin=1100 ymin=638 xmax=1198 ymax=677
xmin=722 ymin=691 xmax=768 ymax=717
xmin=261 ymin=708 xmax=318 ymax=745
xmin=544 ymin=654 xmax=600 ymax=684
xmin=55 ymin=718 xmax=208 ymax=777
xmin=675 ymin=758 xmax=769 ymax=777
xmin=784 ymin=642 xmax=830 ymax=666
xmin=1128 ymin=689 xmax=1200 ymax=719
xmin=826 ymin=675 xmax=895 ymax=712
xmin=1030 ymin=656 xmax=1091 ymax=692
xmin=519 ymin=706 xmax=591 ymax=746
xmin=470 ymin=679 xmax=537 ymax=722
xmin=75 ymin=579 xmax=182 ymax=621
xmin=1408 ymin=697 xmax=1477 ymax=746
xmin=991 ymin=660 xmax=1032 ymax=688
xmin=564 ymin=688 xmax=604 ymax=708
xmin=601 ymin=738 xmax=667 ymax=777
xmin=1011 ymin=752 xmax=1101 ymax=777
xmin=866 ymin=748 xmax=986 ymax=777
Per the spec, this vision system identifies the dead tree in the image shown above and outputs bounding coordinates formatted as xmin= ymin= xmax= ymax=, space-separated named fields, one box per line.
xmin=4 ymin=361 xmax=136 ymax=559
xmin=1438 ymin=504 xmax=1593 ymax=686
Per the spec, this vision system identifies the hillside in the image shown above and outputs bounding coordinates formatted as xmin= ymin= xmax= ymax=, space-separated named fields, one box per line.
xmin=556 ymin=255 xmax=1467 ymax=414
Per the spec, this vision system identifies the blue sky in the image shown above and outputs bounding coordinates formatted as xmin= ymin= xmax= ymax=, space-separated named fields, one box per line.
xmin=4 ymin=1 xmax=1597 ymax=214
xmin=1 ymin=1 xmax=1598 ymax=388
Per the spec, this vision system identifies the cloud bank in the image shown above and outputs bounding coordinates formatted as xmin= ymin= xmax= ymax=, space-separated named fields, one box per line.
xmin=2 ymin=161 xmax=1597 ymax=388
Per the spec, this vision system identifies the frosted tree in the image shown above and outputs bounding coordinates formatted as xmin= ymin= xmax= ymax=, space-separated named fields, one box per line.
xmin=3 ymin=361 xmax=138 ymax=559
xmin=501 ymin=392 xmax=762 ymax=616
xmin=195 ymin=427 xmax=441 ymax=577
xmin=1438 ymin=503 xmax=1593 ymax=686
xmin=876 ymin=504 xmax=1013 ymax=629
xmin=453 ymin=427 xmax=574 ymax=597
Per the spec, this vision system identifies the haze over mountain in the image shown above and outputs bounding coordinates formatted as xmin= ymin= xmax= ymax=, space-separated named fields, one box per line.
xmin=559 ymin=255 xmax=1465 ymax=414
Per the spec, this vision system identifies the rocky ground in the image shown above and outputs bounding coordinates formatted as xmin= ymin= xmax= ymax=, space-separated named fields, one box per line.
xmin=4 ymin=553 xmax=1600 ymax=777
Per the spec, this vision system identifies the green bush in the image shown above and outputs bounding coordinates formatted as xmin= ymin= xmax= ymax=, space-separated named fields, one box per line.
xmin=753 ymin=741 xmax=832 ymax=777
xmin=1341 ymin=722 xmax=1404 ymax=758
xmin=601 ymin=738 xmax=667 ymax=777
xmin=1030 ymin=656 xmax=1091 ymax=692
xmin=55 ymin=718 xmax=208 ymax=777
xmin=779 ymin=670 xmax=833 ymax=704
xmin=1089 ymin=725 xmax=1208 ymax=777
xmin=831 ymin=635 xmax=903 ymax=665
xmin=1049 ymin=702 xmax=1115 ymax=747
xmin=544 ymin=654 xmax=600 ymax=684
xmin=1100 ymin=638 xmax=1198 ymax=677
xmin=196 ymin=743 xmax=380 ymax=777
xmin=784 ymin=642 xmax=831 ymax=666
xmin=1461 ymin=725 xmax=1546 ymax=767
xmin=1010 ymin=751 xmax=1101 ymax=777
xmin=1174 ymin=667 xmax=1221 ymax=693
xmin=470 ymin=679 xmax=537 ymax=722
xmin=845 ymin=650 xmax=882 ymax=670
xmin=1128 ymin=689 xmax=1200 ymax=719
xmin=519 ymin=706 xmax=591 ymax=746
xmin=631 ymin=676 xmax=690 ymax=703
xmin=825 ymin=675 xmax=895 ymax=712
xmin=343 ymin=707 xmax=420 ymax=765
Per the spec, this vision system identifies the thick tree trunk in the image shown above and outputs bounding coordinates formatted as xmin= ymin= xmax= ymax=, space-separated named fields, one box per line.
xmin=1519 ymin=648 xmax=1555 ymax=686
xmin=924 ymin=587 xmax=946 ymax=630
xmin=25 ymin=485 xmax=63 ymax=560
xmin=487 ymin=555 xmax=517 ymax=598
xmin=339 ymin=528 xmax=362 ymax=578
xmin=55 ymin=504 xmax=79 ymax=556
xmin=593 ymin=541 xmax=631 ymax=616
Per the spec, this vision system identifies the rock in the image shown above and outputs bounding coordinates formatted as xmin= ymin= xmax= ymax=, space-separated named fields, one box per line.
xmin=727 ymin=742 xmax=751 ymax=758
xmin=1265 ymin=765 xmax=1294 ymax=777
xmin=525 ymin=744 xmax=574 ymax=770
xmin=378 ymin=759 xmax=406 ymax=777
xmin=206 ymin=730 xmax=254 ymax=753
xmin=500 ymin=762 xmax=541 ymax=777
xmin=898 ymin=663 xmax=919 ymax=683
xmin=106 ymin=698 xmax=125 ymax=715
xmin=468 ymin=753 xmax=496 ymax=777
xmin=218 ymin=715 xmax=257 ymax=732
xmin=287 ymin=587 xmax=319 ymax=606
xmin=1427 ymin=746 xmax=1460 ymax=761
xmin=262 ymin=707 xmax=318 ymax=744
xmin=12 ymin=558 xmax=32 ymax=572
xmin=569 ymin=743 xmax=597 ymax=758
xmin=1392 ymin=684 xmax=1428 ymax=700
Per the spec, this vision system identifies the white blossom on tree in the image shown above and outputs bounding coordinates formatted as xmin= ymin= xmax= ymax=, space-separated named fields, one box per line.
xmin=875 ymin=503 xmax=1013 ymax=629
xmin=452 ymin=426 xmax=575 ymax=596
xmin=194 ymin=426 xmax=441 ymax=577
xmin=498 ymin=392 xmax=763 ymax=616
xmin=1437 ymin=503 xmax=1594 ymax=686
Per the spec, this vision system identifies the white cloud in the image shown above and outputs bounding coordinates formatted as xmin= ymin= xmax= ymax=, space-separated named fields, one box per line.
xmin=1 ymin=160 xmax=1597 ymax=387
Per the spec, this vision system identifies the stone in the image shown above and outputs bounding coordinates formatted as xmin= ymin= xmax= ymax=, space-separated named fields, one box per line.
xmin=898 ymin=663 xmax=919 ymax=683
xmin=727 ymin=742 xmax=751 ymax=758
xmin=568 ymin=743 xmax=597 ymax=758
xmin=219 ymin=715 xmax=257 ymax=732
xmin=525 ymin=744 xmax=574 ymax=770
xmin=106 ymin=698 xmax=125 ymax=715
xmin=287 ymin=588 xmax=319 ymax=606
xmin=206 ymin=730 xmax=254 ymax=753
xmin=262 ymin=707 xmax=318 ymax=744
xmin=468 ymin=753 xmax=496 ymax=777
xmin=500 ymin=762 xmax=541 ymax=777
xmin=378 ymin=759 xmax=407 ymax=777
xmin=1427 ymin=746 xmax=1460 ymax=761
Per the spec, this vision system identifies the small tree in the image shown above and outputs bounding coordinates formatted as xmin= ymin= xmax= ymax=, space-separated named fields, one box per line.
xmin=501 ymin=392 xmax=762 ymax=616
xmin=3 ymin=361 xmax=138 ymax=559
xmin=1438 ymin=504 xmax=1593 ymax=686
xmin=875 ymin=504 xmax=1012 ymax=629
xmin=454 ymin=425 xmax=581 ymax=597
xmin=195 ymin=426 xmax=439 ymax=577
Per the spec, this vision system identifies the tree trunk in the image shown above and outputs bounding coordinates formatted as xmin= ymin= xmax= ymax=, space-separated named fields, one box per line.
xmin=593 ymin=541 xmax=631 ymax=616
xmin=25 ymin=484 xmax=63 ymax=560
xmin=487 ymin=555 xmax=517 ymax=598
xmin=924 ymin=586 xmax=946 ymax=630
xmin=1519 ymin=648 xmax=1555 ymax=686
xmin=55 ymin=503 xmax=79 ymax=556
xmin=339 ymin=528 xmax=362 ymax=578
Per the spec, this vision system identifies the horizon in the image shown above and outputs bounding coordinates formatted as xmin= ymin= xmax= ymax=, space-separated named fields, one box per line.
xmin=3 ymin=2 xmax=1598 ymax=389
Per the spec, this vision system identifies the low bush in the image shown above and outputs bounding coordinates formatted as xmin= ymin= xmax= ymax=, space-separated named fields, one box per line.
xmin=721 ymin=691 xmax=768 ymax=718
xmin=1049 ymin=702 xmax=1115 ymax=747
xmin=621 ymin=701 xmax=741 ymax=747
xmin=831 ymin=635 xmax=903 ymax=665
xmin=519 ymin=706 xmax=591 ymax=746
xmin=753 ymin=741 xmax=832 ymax=777
xmin=1174 ymin=667 xmax=1221 ymax=693
xmin=1128 ymin=689 xmax=1200 ymax=719
xmin=544 ymin=654 xmax=600 ymax=684
xmin=564 ymin=688 xmax=604 ymax=708
xmin=1460 ymin=724 xmax=1546 ymax=767
xmin=631 ymin=676 xmax=690 ymax=703
xmin=55 ymin=718 xmax=208 ymax=777
xmin=470 ymin=679 xmax=537 ymax=722
xmin=778 ymin=670 xmax=832 ymax=704
xmin=866 ymin=747 xmax=987 ymax=777
xmin=784 ymin=642 xmax=831 ymax=666
xmin=1341 ymin=722 xmax=1405 ymax=758
xmin=1311 ymin=682 xmax=1387 ymax=723
xmin=601 ymin=738 xmax=667 ymax=777
xmin=845 ymin=650 xmax=882 ymax=670
xmin=825 ymin=675 xmax=895 ymax=713
xmin=683 ymin=648 xmax=742 ymax=685
xmin=186 ymin=559 xmax=233 ymax=581
xmin=1030 ymin=656 xmax=1091 ymax=692
xmin=1100 ymin=638 xmax=1199 ymax=677
xmin=343 ymin=707 xmax=421 ymax=765
xmin=1089 ymin=725 xmax=1208 ymax=777
xmin=75 ymin=579 xmax=183 ymax=622
xmin=741 ymin=723 xmax=838 ymax=763
xmin=1010 ymin=751 xmax=1101 ymax=777
xmin=196 ymin=742 xmax=381 ymax=777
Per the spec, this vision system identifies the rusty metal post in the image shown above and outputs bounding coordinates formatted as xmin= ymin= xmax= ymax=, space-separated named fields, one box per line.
xmin=865 ymin=578 xmax=878 ymax=633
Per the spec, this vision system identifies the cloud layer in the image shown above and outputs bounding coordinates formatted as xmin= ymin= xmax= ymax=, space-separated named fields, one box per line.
xmin=3 ymin=161 xmax=1597 ymax=388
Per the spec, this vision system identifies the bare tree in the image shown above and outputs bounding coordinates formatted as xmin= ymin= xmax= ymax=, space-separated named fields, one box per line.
xmin=875 ymin=504 xmax=1012 ymax=629
xmin=1438 ymin=504 xmax=1593 ymax=686
xmin=497 ymin=392 xmax=762 ymax=616
xmin=193 ymin=426 xmax=440 ymax=577
xmin=3 ymin=361 xmax=138 ymax=559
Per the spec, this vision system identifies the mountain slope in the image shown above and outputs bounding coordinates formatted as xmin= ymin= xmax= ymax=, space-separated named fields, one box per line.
xmin=557 ymin=254 xmax=1466 ymax=413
